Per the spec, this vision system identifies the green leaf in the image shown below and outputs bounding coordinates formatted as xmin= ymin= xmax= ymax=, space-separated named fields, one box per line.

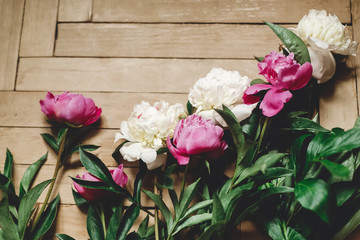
xmin=332 ymin=182 xmax=357 ymax=207
xmin=19 ymin=152 xmax=48 ymax=198
xmin=320 ymin=128 xmax=360 ymax=158
xmin=290 ymin=134 xmax=312 ymax=178
xmin=283 ymin=117 xmax=329 ymax=133
xmin=57 ymin=127 xmax=68 ymax=145
xmin=40 ymin=133 xmax=59 ymax=153
xmin=169 ymin=189 xmax=180 ymax=219
xmin=252 ymin=167 xmax=294 ymax=182
xmin=79 ymin=149 xmax=129 ymax=196
xmin=172 ymin=213 xmax=212 ymax=236
xmin=264 ymin=22 xmax=311 ymax=64
xmin=55 ymin=234 xmax=76 ymax=240
xmin=133 ymin=162 xmax=147 ymax=203
xmin=4 ymin=149 xmax=14 ymax=179
xmin=254 ymin=56 xmax=264 ymax=62
xmin=294 ymin=179 xmax=330 ymax=223
xmin=31 ymin=194 xmax=60 ymax=240
xmin=198 ymin=221 xmax=226 ymax=240
xmin=0 ymin=192 xmax=19 ymax=240
xmin=232 ymin=186 xmax=294 ymax=226
xmin=117 ymin=204 xmax=140 ymax=240
xmin=212 ymin=194 xmax=225 ymax=224
xmin=215 ymin=106 xmax=245 ymax=164
xmin=87 ymin=203 xmax=105 ymax=240
xmin=106 ymin=204 xmax=123 ymax=240
xmin=250 ymin=78 xmax=267 ymax=86
xmin=315 ymin=159 xmax=350 ymax=178
xmin=70 ymin=177 xmax=110 ymax=190
xmin=235 ymin=153 xmax=286 ymax=186
xmin=137 ymin=215 xmax=149 ymax=237
xmin=353 ymin=116 xmax=360 ymax=129
xmin=333 ymin=209 xmax=360 ymax=240
xmin=72 ymin=188 xmax=88 ymax=207
xmin=179 ymin=178 xmax=201 ymax=217
xmin=18 ymin=179 xmax=53 ymax=239
xmin=186 ymin=100 xmax=193 ymax=115
xmin=267 ymin=219 xmax=306 ymax=240
xmin=112 ymin=140 xmax=129 ymax=165
xmin=142 ymin=189 xmax=173 ymax=233
xmin=70 ymin=144 xmax=100 ymax=155
xmin=180 ymin=200 xmax=213 ymax=221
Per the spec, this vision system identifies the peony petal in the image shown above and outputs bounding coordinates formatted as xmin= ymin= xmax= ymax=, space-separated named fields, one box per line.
xmin=119 ymin=142 xmax=142 ymax=162
xmin=146 ymin=154 xmax=167 ymax=170
xmin=277 ymin=63 xmax=312 ymax=90
xmin=308 ymin=47 xmax=336 ymax=84
xmin=242 ymin=84 xmax=272 ymax=104
xmin=140 ymin=149 xmax=157 ymax=164
xmin=112 ymin=164 xmax=128 ymax=187
xmin=260 ymin=88 xmax=293 ymax=117
xmin=167 ymin=135 xmax=190 ymax=165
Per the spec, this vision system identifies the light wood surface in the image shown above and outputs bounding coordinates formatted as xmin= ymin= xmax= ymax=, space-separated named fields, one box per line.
xmin=0 ymin=0 xmax=359 ymax=239
xmin=0 ymin=0 xmax=24 ymax=90
xmin=92 ymin=0 xmax=351 ymax=23
xmin=58 ymin=0 xmax=92 ymax=22
xmin=20 ymin=0 xmax=58 ymax=56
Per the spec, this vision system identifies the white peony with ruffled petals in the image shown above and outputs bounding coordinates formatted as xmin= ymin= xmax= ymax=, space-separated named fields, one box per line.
xmin=188 ymin=68 xmax=257 ymax=127
xmin=115 ymin=101 xmax=185 ymax=170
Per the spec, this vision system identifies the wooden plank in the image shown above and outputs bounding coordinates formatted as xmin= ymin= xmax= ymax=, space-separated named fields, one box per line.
xmin=54 ymin=23 xmax=289 ymax=58
xmin=20 ymin=0 xmax=58 ymax=56
xmin=17 ymin=58 xmax=259 ymax=92
xmin=353 ymin=0 xmax=360 ymax=116
xmin=58 ymin=0 xmax=92 ymax=22
xmin=0 ymin=92 xmax=188 ymax=128
xmin=92 ymin=0 xmax=351 ymax=24
xmin=0 ymin=0 xmax=24 ymax=90
xmin=319 ymin=57 xmax=358 ymax=130
xmin=0 ymin=128 xmax=128 ymax=167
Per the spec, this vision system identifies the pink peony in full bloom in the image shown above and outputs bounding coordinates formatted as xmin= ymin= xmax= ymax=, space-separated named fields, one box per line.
xmin=166 ymin=115 xmax=228 ymax=165
xmin=40 ymin=92 xmax=102 ymax=127
xmin=243 ymin=51 xmax=312 ymax=117
xmin=73 ymin=164 xmax=128 ymax=201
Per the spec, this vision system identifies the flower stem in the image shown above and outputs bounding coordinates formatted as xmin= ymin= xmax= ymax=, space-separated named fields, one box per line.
xmin=257 ymin=117 xmax=269 ymax=153
xmin=99 ymin=203 xmax=107 ymax=238
xmin=31 ymin=128 xmax=68 ymax=231
xmin=179 ymin=164 xmax=189 ymax=203
xmin=154 ymin=175 xmax=160 ymax=240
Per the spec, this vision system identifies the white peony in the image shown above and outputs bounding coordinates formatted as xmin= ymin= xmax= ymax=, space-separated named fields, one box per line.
xmin=308 ymin=46 xmax=336 ymax=84
xmin=188 ymin=68 xmax=257 ymax=127
xmin=115 ymin=101 xmax=185 ymax=170
xmin=295 ymin=9 xmax=358 ymax=56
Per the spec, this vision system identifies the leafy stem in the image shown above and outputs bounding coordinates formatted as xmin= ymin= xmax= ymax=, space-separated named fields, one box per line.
xmin=32 ymin=128 xmax=68 ymax=231
xmin=154 ymin=175 xmax=160 ymax=240
xmin=179 ymin=164 xmax=189 ymax=203
xmin=99 ymin=203 xmax=107 ymax=239
xmin=257 ymin=117 xmax=270 ymax=154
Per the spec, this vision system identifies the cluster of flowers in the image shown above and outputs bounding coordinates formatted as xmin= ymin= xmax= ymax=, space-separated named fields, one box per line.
xmin=1 ymin=9 xmax=359 ymax=240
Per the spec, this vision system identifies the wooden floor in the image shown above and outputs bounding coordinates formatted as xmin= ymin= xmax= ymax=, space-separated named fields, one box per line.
xmin=0 ymin=0 xmax=359 ymax=239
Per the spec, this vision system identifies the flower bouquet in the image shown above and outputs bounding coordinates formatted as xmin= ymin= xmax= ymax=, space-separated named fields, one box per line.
xmin=0 ymin=9 xmax=359 ymax=240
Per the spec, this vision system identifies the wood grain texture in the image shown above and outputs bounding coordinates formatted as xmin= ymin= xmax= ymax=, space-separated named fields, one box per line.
xmin=0 ymin=0 xmax=24 ymax=90
xmin=353 ymin=0 xmax=360 ymax=115
xmin=0 ymin=92 xmax=188 ymax=128
xmin=58 ymin=0 xmax=92 ymax=22
xmin=319 ymin=58 xmax=358 ymax=130
xmin=54 ymin=23 xmax=287 ymax=58
xmin=92 ymin=0 xmax=351 ymax=23
xmin=20 ymin=0 xmax=58 ymax=56
xmin=17 ymin=58 xmax=259 ymax=92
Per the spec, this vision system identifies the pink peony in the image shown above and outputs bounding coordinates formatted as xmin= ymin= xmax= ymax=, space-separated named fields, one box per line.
xmin=243 ymin=52 xmax=312 ymax=117
xmin=40 ymin=92 xmax=102 ymax=127
xmin=166 ymin=115 xmax=228 ymax=165
xmin=73 ymin=164 xmax=128 ymax=201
